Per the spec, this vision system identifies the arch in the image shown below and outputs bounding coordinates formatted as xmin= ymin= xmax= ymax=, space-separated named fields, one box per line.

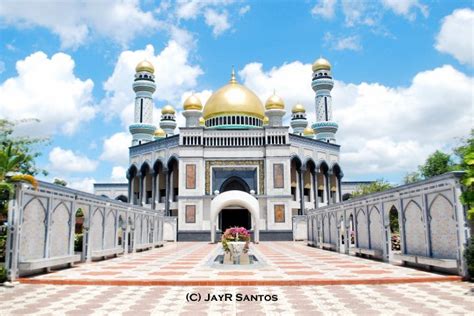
xmin=404 ymin=200 xmax=426 ymax=256
xmin=303 ymin=157 xmax=316 ymax=171
xmin=429 ymin=194 xmax=457 ymax=259
xmin=356 ymin=208 xmax=368 ymax=248
xmin=50 ymin=201 xmax=71 ymax=257
xmin=104 ymin=209 xmax=116 ymax=249
xmin=127 ymin=164 xmax=138 ymax=179
xmin=369 ymin=206 xmax=382 ymax=250
xmin=115 ymin=195 xmax=128 ymax=203
xmin=210 ymin=190 xmax=260 ymax=243
xmin=220 ymin=176 xmax=250 ymax=193
xmin=388 ymin=205 xmax=401 ymax=252
xmin=20 ymin=197 xmax=47 ymax=261
xmin=290 ymin=155 xmax=303 ymax=169
xmin=140 ymin=160 xmax=151 ymax=174
xmin=330 ymin=162 xmax=343 ymax=176
xmin=166 ymin=155 xmax=180 ymax=169
xmin=153 ymin=158 xmax=165 ymax=173
xmin=316 ymin=160 xmax=329 ymax=171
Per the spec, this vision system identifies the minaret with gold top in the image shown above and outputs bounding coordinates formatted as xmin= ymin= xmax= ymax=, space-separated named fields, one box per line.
xmin=311 ymin=57 xmax=338 ymax=143
xmin=265 ymin=91 xmax=285 ymax=127
xmin=129 ymin=60 xmax=156 ymax=146
xmin=182 ymin=94 xmax=203 ymax=127
xmin=290 ymin=103 xmax=308 ymax=134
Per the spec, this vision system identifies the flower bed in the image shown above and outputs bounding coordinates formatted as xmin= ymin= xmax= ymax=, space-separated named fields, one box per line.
xmin=221 ymin=227 xmax=250 ymax=254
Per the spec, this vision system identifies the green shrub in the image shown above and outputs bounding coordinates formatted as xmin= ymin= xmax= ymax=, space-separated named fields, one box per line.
xmin=465 ymin=236 xmax=474 ymax=278
xmin=0 ymin=265 xmax=6 ymax=283
xmin=74 ymin=233 xmax=83 ymax=252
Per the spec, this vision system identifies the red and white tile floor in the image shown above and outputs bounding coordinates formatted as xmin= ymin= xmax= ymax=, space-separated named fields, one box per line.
xmin=1 ymin=242 xmax=473 ymax=315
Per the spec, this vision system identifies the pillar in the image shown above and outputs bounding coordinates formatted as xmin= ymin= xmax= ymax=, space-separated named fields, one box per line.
xmin=299 ymin=167 xmax=305 ymax=215
xmin=151 ymin=172 xmax=157 ymax=210
xmin=312 ymin=171 xmax=318 ymax=209
xmin=164 ymin=168 xmax=170 ymax=216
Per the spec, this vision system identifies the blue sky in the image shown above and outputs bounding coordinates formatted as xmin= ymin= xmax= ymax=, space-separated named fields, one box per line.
xmin=0 ymin=0 xmax=472 ymax=192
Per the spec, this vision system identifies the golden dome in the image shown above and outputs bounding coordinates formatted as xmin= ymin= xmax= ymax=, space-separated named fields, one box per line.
xmin=202 ymin=71 xmax=265 ymax=120
xmin=161 ymin=105 xmax=175 ymax=115
xmin=265 ymin=92 xmax=285 ymax=110
xmin=136 ymin=60 xmax=155 ymax=73
xmin=154 ymin=128 xmax=166 ymax=137
xmin=292 ymin=103 xmax=306 ymax=113
xmin=312 ymin=57 xmax=331 ymax=72
xmin=263 ymin=116 xmax=269 ymax=125
xmin=183 ymin=94 xmax=203 ymax=111
xmin=303 ymin=127 xmax=314 ymax=136
xmin=199 ymin=117 xmax=205 ymax=126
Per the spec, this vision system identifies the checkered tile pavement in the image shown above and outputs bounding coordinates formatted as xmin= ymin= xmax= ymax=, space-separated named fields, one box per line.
xmin=22 ymin=242 xmax=458 ymax=285
xmin=1 ymin=282 xmax=473 ymax=315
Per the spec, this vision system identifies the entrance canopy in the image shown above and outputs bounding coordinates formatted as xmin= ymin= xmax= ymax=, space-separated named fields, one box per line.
xmin=210 ymin=190 xmax=260 ymax=243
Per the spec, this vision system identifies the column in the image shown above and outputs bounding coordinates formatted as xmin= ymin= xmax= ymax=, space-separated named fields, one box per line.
xmin=325 ymin=171 xmax=331 ymax=205
xmin=299 ymin=167 xmax=305 ymax=215
xmin=337 ymin=173 xmax=343 ymax=202
xmin=312 ymin=171 xmax=318 ymax=209
xmin=164 ymin=168 xmax=170 ymax=216
xmin=138 ymin=171 xmax=144 ymax=206
xmin=127 ymin=175 xmax=133 ymax=205
xmin=151 ymin=172 xmax=157 ymax=210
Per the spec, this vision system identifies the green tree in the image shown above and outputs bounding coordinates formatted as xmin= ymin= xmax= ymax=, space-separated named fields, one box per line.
xmin=418 ymin=150 xmax=453 ymax=179
xmin=53 ymin=178 xmax=67 ymax=186
xmin=403 ymin=171 xmax=422 ymax=184
xmin=352 ymin=179 xmax=393 ymax=197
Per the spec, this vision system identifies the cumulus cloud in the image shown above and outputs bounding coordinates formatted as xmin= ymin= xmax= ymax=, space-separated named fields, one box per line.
xmin=49 ymin=147 xmax=98 ymax=173
xmin=239 ymin=61 xmax=473 ymax=180
xmin=100 ymin=132 xmax=132 ymax=166
xmin=435 ymin=8 xmax=474 ymax=66
xmin=204 ymin=9 xmax=231 ymax=36
xmin=311 ymin=0 xmax=337 ymax=19
xmin=111 ymin=166 xmax=127 ymax=182
xmin=382 ymin=0 xmax=428 ymax=20
xmin=68 ymin=177 xmax=96 ymax=193
xmin=0 ymin=0 xmax=158 ymax=49
xmin=0 ymin=51 xmax=96 ymax=136
xmin=101 ymin=42 xmax=202 ymax=128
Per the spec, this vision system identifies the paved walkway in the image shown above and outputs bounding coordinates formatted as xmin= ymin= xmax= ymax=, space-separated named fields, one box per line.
xmin=2 ymin=242 xmax=473 ymax=315
xmin=19 ymin=242 xmax=460 ymax=286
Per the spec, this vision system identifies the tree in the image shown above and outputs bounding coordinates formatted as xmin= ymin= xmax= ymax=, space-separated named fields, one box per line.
xmin=418 ymin=150 xmax=453 ymax=179
xmin=403 ymin=171 xmax=422 ymax=184
xmin=0 ymin=119 xmax=47 ymax=216
xmin=351 ymin=179 xmax=393 ymax=197
xmin=53 ymin=178 xmax=67 ymax=186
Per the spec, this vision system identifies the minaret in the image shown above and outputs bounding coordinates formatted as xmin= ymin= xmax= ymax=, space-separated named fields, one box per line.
xmin=129 ymin=60 xmax=156 ymax=146
xmin=290 ymin=103 xmax=308 ymax=134
xmin=182 ymin=94 xmax=203 ymax=127
xmin=265 ymin=91 xmax=285 ymax=127
xmin=160 ymin=105 xmax=177 ymax=135
xmin=311 ymin=57 xmax=338 ymax=143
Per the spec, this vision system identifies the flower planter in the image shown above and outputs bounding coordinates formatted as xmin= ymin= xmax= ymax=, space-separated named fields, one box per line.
xmin=228 ymin=241 xmax=246 ymax=264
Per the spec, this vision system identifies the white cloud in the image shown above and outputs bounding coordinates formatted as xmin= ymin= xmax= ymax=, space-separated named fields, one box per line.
xmin=239 ymin=61 xmax=473 ymax=180
xmin=111 ymin=166 xmax=127 ymax=182
xmin=101 ymin=42 xmax=202 ymax=127
xmin=49 ymin=147 xmax=98 ymax=173
xmin=311 ymin=0 xmax=337 ymax=19
xmin=0 ymin=51 xmax=96 ymax=136
xmin=100 ymin=132 xmax=132 ymax=166
xmin=239 ymin=5 xmax=251 ymax=16
xmin=435 ymin=8 xmax=474 ymax=66
xmin=382 ymin=0 xmax=428 ymax=20
xmin=204 ymin=9 xmax=231 ymax=36
xmin=68 ymin=177 xmax=96 ymax=193
xmin=325 ymin=33 xmax=362 ymax=51
xmin=0 ymin=0 xmax=158 ymax=49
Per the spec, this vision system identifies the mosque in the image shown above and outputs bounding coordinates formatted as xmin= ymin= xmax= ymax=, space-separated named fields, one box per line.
xmin=95 ymin=57 xmax=351 ymax=241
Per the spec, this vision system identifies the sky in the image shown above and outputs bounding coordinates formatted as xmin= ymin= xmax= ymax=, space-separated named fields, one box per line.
xmin=0 ymin=0 xmax=473 ymax=192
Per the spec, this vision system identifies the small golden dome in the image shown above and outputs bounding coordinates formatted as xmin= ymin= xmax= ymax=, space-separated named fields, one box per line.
xmin=136 ymin=60 xmax=155 ymax=73
xmin=199 ymin=117 xmax=205 ymax=126
xmin=183 ymin=94 xmax=203 ymax=111
xmin=303 ymin=127 xmax=314 ymax=136
xmin=161 ymin=105 xmax=175 ymax=115
xmin=292 ymin=103 xmax=306 ymax=113
xmin=312 ymin=57 xmax=331 ymax=72
xmin=202 ymin=71 xmax=265 ymax=120
xmin=265 ymin=93 xmax=285 ymax=110
xmin=263 ymin=116 xmax=269 ymax=125
xmin=154 ymin=128 xmax=166 ymax=137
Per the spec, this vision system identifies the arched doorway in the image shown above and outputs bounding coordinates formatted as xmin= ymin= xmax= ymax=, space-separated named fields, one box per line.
xmin=218 ymin=176 xmax=251 ymax=231
xmin=210 ymin=190 xmax=260 ymax=243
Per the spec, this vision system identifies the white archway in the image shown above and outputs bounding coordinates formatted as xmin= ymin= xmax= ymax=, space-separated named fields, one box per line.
xmin=210 ymin=190 xmax=260 ymax=243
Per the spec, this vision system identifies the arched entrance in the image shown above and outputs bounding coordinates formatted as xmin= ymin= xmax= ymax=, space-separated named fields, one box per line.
xmin=218 ymin=176 xmax=251 ymax=231
xmin=210 ymin=190 xmax=260 ymax=243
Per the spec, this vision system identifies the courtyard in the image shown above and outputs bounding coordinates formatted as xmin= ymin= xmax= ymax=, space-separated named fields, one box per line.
xmin=1 ymin=242 xmax=473 ymax=315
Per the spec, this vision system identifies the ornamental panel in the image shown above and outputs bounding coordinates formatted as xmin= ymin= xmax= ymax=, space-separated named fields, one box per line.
xmin=205 ymin=160 xmax=264 ymax=194
xmin=274 ymin=204 xmax=285 ymax=223
xmin=273 ymin=163 xmax=284 ymax=189
xmin=185 ymin=205 xmax=196 ymax=223
xmin=186 ymin=164 xmax=196 ymax=189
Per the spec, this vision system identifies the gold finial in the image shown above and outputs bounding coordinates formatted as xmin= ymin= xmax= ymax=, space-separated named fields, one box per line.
xmin=230 ymin=65 xmax=237 ymax=84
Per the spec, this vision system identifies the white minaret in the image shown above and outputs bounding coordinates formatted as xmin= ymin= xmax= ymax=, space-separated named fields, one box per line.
xmin=182 ymin=94 xmax=203 ymax=127
xmin=129 ymin=60 xmax=156 ymax=146
xmin=264 ymin=91 xmax=285 ymax=127
xmin=160 ymin=105 xmax=177 ymax=135
xmin=311 ymin=57 xmax=338 ymax=143
xmin=290 ymin=103 xmax=308 ymax=134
